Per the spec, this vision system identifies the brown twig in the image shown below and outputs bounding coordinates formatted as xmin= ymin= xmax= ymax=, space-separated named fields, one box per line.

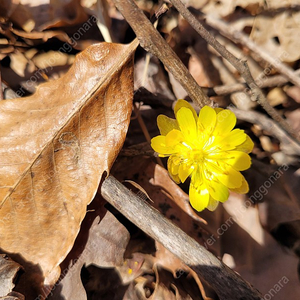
xmin=101 ymin=175 xmax=262 ymax=300
xmin=230 ymin=107 xmax=300 ymax=156
xmin=133 ymin=102 xmax=164 ymax=167
xmin=0 ymin=66 xmax=3 ymax=101
xmin=95 ymin=0 xmax=113 ymax=42
xmin=203 ymin=70 xmax=300 ymax=97
xmin=112 ymin=0 xmax=211 ymax=108
xmin=168 ymin=0 xmax=299 ymax=143
xmin=205 ymin=14 xmax=300 ymax=88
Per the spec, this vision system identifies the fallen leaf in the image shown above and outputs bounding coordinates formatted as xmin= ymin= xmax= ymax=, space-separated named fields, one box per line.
xmin=185 ymin=0 xmax=262 ymax=17
xmin=48 ymin=196 xmax=130 ymax=300
xmin=209 ymin=190 xmax=300 ymax=300
xmin=0 ymin=39 xmax=137 ymax=296
xmin=285 ymin=108 xmax=300 ymax=133
xmin=0 ymin=255 xmax=22 ymax=297
xmin=0 ymin=291 xmax=25 ymax=300
xmin=4 ymin=0 xmax=88 ymax=32
xmin=154 ymin=243 xmax=211 ymax=300
xmin=251 ymin=11 xmax=300 ymax=63
xmin=285 ymin=86 xmax=300 ymax=104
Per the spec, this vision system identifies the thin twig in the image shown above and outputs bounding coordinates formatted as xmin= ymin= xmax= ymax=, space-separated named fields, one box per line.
xmin=133 ymin=102 xmax=164 ymax=167
xmin=230 ymin=107 xmax=300 ymax=156
xmin=112 ymin=0 xmax=211 ymax=108
xmin=96 ymin=0 xmax=113 ymax=42
xmin=101 ymin=175 xmax=262 ymax=300
xmin=169 ymin=0 xmax=299 ymax=143
xmin=0 ymin=67 xmax=3 ymax=101
xmin=205 ymin=14 xmax=300 ymax=88
xmin=203 ymin=70 xmax=300 ymax=97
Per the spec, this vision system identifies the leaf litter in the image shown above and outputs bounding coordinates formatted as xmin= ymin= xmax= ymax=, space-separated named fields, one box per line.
xmin=1 ymin=0 xmax=300 ymax=299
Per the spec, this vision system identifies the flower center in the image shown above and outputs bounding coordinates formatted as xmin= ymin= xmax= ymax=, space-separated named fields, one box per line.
xmin=193 ymin=149 xmax=205 ymax=161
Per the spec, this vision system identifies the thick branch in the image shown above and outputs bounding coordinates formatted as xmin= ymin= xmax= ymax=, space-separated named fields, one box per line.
xmin=101 ymin=175 xmax=262 ymax=300
xmin=112 ymin=0 xmax=211 ymax=108
xmin=169 ymin=0 xmax=298 ymax=142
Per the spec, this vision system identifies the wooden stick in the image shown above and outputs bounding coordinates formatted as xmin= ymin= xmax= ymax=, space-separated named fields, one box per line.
xmin=101 ymin=175 xmax=262 ymax=300
xmin=112 ymin=0 xmax=211 ymax=108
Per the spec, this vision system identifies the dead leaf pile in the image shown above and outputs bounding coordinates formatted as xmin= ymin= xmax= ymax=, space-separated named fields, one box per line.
xmin=1 ymin=0 xmax=300 ymax=299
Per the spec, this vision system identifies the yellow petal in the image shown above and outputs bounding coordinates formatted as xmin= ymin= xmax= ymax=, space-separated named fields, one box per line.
xmin=223 ymin=151 xmax=252 ymax=171
xmin=167 ymin=157 xmax=181 ymax=183
xmin=217 ymin=129 xmax=247 ymax=150
xmin=165 ymin=129 xmax=185 ymax=147
xmin=213 ymin=109 xmax=236 ymax=136
xmin=174 ymin=99 xmax=198 ymax=122
xmin=189 ymin=182 xmax=210 ymax=212
xmin=206 ymin=161 xmax=243 ymax=188
xmin=214 ymin=107 xmax=224 ymax=114
xmin=169 ymin=173 xmax=180 ymax=184
xmin=206 ymin=178 xmax=229 ymax=203
xmin=191 ymin=166 xmax=203 ymax=186
xmin=176 ymin=107 xmax=198 ymax=142
xmin=198 ymin=106 xmax=217 ymax=134
xmin=151 ymin=136 xmax=176 ymax=156
xmin=206 ymin=197 xmax=219 ymax=211
xmin=157 ymin=115 xmax=179 ymax=136
xmin=230 ymin=175 xmax=249 ymax=194
xmin=178 ymin=163 xmax=194 ymax=183
xmin=167 ymin=155 xmax=180 ymax=175
xmin=235 ymin=135 xmax=254 ymax=153
xmin=219 ymin=167 xmax=243 ymax=188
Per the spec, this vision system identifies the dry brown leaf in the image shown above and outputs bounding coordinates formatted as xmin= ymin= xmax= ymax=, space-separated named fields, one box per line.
xmin=48 ymin=198 xmax=130 ymax=300
xmin=150 ymin=267 xmax=178 ymax=300
xmin=154 ymin=243 xmax=211 ymax=300
xmin=4 ymin=0 xmax=88 ymax=32
xmin=2 ymin=0 xmax=35 ymax=32
xmin=286 ymin=86 xmax=300 ymax=104
xmin=39 ymin=0 xmax=88 ymax=30
xmin=185 ymin=0 xmax=264 ymax=17
xmin=0 ymin=291 xmax=25 ymax=300
xmin=247 ymin=165 xmax=300 ymax=230
xmin=285 ymin=109 xmax=300 ymax=133
xmin=0 ymin=40 xmax=137 ymax=296
xmin=123 ymin=276 xmax=150 ymax=300
xmin=10 ymin=27 xmax=74 ymax=45
xmin=220 ymin=193 xmax=300 ymax=300
xmin=0 ymin=255 xmax=22 ymax=297
xmin=116 ymin=252 xmax=153 ymax=285
xmin=250 ymin=11 xmax=300 ymax=63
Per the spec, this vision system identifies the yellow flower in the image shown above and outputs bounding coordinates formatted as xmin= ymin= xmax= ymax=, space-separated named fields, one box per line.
xmin=151 ymin=100 xmax=253 ymax=212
